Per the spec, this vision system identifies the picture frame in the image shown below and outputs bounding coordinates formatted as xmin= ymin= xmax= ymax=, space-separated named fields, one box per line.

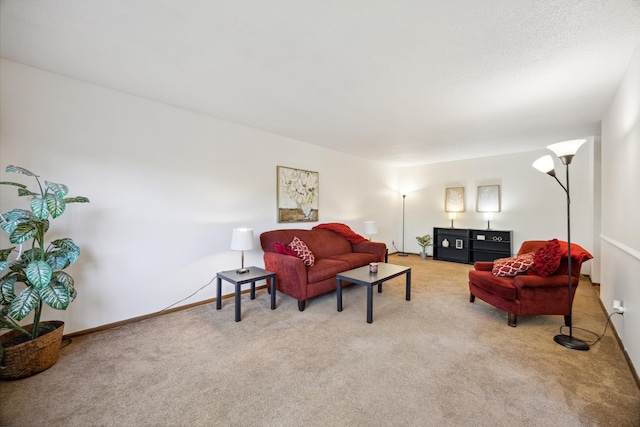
xmin=277 ymin=166 xmax=319 ymax=223
xmin=477 ymin=185 xmax=501 ymax=212
xmin=455 ymin=239 xmax=463 ymax=249
xmin=445 ymin=187 xmax=465 ymax=212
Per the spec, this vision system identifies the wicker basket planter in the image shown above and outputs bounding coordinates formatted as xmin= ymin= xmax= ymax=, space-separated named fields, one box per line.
xmin=0 ymin=321 xmax=65 ymax=380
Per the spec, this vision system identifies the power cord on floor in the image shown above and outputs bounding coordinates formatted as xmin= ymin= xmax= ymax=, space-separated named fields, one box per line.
xmin=559 ymin=311 xmax=622 ymax=348
xmin=155 ymin=275 xmax=217 ymax=314
xmin=60 ymin=275 xmax=218 ymax=348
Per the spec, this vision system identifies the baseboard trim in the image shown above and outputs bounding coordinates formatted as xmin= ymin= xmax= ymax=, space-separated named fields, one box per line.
xmin=63 ymin=285 xmax=269 ymax=339
xmin=595 ymin=290 xmax=640 ymax=391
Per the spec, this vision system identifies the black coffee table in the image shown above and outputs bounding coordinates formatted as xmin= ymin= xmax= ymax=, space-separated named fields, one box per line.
xmin=336 ymin=263 xmax=411 ymax=323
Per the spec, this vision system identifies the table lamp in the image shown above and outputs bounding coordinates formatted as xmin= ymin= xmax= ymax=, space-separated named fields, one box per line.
xmin=231 ymin=228 xmax=253 ymax=274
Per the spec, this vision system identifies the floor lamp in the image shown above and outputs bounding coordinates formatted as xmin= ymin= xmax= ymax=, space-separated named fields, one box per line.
xmin=399 ymin=194 xmax=408 ymax=256
xmin=533 ymin=139 xmax=589 ymax=351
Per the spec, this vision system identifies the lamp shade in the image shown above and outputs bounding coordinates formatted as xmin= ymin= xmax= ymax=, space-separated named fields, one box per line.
xmin=448 ymin=212 xmax=457 ymax=220
xmin=484 ymin=212 xmax=494 ymax=221
xmin=532 ymin=155 xmax=555 ymax=174
xmin=230 ymin=228 xmax=254 ymax=251
xmin=547 ymin=139 xmax=586 ymax=158
xmin=364 ymin=221 xmax=378 ymax=235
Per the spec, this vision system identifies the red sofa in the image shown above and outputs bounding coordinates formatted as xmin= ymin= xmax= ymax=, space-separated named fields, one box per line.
xmin=260 ymin=226 xmax=386 ymax=311
xmin=468 ymin=240 xmax=592 ymax=327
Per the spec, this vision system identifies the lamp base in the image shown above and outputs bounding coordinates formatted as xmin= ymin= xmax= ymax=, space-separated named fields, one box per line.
xmin=553 ymin=334 xmax=589 ymax=351
xmin=236 ymin=268 xmax=250 ymax=274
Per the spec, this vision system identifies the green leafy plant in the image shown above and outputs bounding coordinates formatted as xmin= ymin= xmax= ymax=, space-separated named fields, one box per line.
xmin=415 ymin=234 xmax=432 ymax=253
xmin=0 ymin=165 xmax=89 ymax=361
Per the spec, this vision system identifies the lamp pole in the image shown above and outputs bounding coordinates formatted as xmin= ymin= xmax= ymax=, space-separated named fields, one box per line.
xmin=551 ymin=158 xmax=588 ymax=350
xmin=399 ymin=194 xmax=408 ymax=256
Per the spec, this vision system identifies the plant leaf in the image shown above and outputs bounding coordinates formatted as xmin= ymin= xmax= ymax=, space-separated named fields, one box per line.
xmin=41 ymin=276 xmax=71 ymax=310
xmin=30 ymin=197 xmax=50 ymax=220
xmin=5 ymin=165 xmax=38 ymax=177
xmin=45 ymin=181 xmax=69 ymax=198
xmin=0 ymin=248 xmax=15 ymax=262
xmin=53 ymin=271 xmax=76 ymax=302
xmin=18 ymin=188 xmax=38 ymax=197
xmin=8 ymin=286 xmax=40 ymax=321
xmin=51 ymin=239 xmax=80 ymax=265
xmin=0 ymin=275 xmax=17 ymax=305
xmin=45 ymin=193 xmax=66 ymax=218
xmin=64 ymin=196 xmax=90 ymax=204
xmin=9 ymin=221 xmax=39 ymax=244
xmin=0 ymin=181 xmax=28 ymax=189
xmin=26 ymin=260 xmax=52 ymax=289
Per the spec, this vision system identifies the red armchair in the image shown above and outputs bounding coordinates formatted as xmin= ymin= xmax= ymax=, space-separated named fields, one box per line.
xmin=468 ymin=240 xmax=592 ymax=327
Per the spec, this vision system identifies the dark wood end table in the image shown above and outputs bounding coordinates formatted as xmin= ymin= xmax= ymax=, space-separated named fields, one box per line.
xmin=216 ymin=266 xmax=276 ymax=321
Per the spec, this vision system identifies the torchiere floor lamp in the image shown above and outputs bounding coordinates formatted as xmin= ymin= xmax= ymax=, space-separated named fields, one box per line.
xmin=533 ymin=139 xmax=589 ymax=351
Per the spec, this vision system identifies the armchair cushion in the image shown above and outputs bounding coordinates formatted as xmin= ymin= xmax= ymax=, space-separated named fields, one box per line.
xmin=492 ymin=253 xmax=534 ymax=277
xmin=273 ymin=241 xmax=298 ymax=257
xmin=528 ymin=238 xmax=562 ymax=276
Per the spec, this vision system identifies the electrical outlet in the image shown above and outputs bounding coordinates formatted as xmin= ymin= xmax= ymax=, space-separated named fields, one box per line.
xmin=613 ymin=299 xmax=625 ymax=314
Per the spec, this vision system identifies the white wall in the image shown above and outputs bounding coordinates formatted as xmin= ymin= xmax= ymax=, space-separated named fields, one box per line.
xmin=600 ymin=45 xmax=640 ymax=373
xmin=0 ymin=58 xmax=607 ymax=357
xmin=0 ymin=59 xmax=399 ymax=333
xmin=398 ymin=148 xmax=594 ymax=275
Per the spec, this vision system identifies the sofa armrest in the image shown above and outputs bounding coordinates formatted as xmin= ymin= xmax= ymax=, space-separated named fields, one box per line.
xmin=474 ymin=262 xmax=494 ymax=271
xmin=513 ymin=274 xmax=579 ymax=289
xmin=351 ymin=241 xmax=387 ymax=262
xmin=263 ymin=252 xmax=308 ymax=300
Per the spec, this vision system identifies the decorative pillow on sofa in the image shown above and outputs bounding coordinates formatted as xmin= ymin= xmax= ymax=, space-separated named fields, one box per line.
xmin=288 ymin=236 xmax=315 ymax=267
xmin=492 ymin=253 xmax=535 ymax=277
xmin=528 ymin=238 xmax=562 ymax=277
xmin=273 ymin=242 xmax=298 ymax=257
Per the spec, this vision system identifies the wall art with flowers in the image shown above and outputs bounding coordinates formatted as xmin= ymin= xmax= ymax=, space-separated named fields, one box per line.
xmin=277 ymin=166 xmax=319 ymax=222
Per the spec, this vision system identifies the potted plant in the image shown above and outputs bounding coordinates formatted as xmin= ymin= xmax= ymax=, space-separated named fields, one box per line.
xmin=415 ymin=234 xmax=432 ymax=259
xmin=0 ymin=165 xmax=89 ymax=380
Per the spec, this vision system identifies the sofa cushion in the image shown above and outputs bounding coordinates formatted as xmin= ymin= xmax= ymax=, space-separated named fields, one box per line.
xmin=307 ymin=258 xmax=350 ymax=284
xmin=469 ymin=270 xmax=517 ymax=300
xmin=492 ymin=253 xmax=534 ymax=277
xmin=328 ymin=252 xmax=380 ymax=269
xmin=288 ymin=236 xmax=315 ymax=267
xmin=528 ymin=239 xmax=562 ymax=277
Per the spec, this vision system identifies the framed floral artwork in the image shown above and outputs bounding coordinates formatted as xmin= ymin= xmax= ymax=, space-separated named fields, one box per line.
xmin=277 ymin=166 xmax=319 ymax=222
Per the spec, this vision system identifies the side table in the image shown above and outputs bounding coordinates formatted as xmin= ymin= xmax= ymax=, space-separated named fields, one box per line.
xmin=216 ymin=266 xmax=276 ymax=321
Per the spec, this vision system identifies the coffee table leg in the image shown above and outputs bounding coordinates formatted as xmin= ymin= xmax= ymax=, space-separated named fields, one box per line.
xmin=406 ymin=270 xmax=411 ymax=301
xmin=235 ymin=283 xmax=241 ymax=322
xmin=216 ymin=277 xmax=222 ymax=310
xmin=367 ymin=285 xmax=373 ymax=323
xmin=270 ymin=275 xmax=276 ymax=310
xmin=337 ymin=278 xmax=343 ymax=312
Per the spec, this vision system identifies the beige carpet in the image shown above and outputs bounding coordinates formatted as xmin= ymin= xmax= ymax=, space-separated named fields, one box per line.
xmin=1 ymin=254 xmax=639 ymax=427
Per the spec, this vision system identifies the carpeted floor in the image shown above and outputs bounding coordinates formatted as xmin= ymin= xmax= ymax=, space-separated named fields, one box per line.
xmin=1 ymin=254 xmax=639 ymax=426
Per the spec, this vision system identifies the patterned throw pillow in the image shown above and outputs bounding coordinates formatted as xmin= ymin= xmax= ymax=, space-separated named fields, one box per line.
xmin=288 ymin=236 xmax=315 ymax=267
xmin=528 ymin=238 xmax=562 ymax=277
xmin=492 ymin=253 xmax=535 ymax=277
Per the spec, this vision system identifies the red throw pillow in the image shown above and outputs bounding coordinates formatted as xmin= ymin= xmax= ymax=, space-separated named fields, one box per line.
xmin=288 ymin=236 xmax=315 ymax=267
xmin=273 ymin=242 xmax=298 ymax=257
xmin=528 ymin=239 xmax=562 ymax=277
xmin=492 ymin=253 xmax=535 ymax=277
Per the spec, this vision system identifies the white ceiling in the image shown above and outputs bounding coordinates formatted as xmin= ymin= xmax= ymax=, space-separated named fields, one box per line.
xmin=2 ymin=1 xmax=639 ymax=166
